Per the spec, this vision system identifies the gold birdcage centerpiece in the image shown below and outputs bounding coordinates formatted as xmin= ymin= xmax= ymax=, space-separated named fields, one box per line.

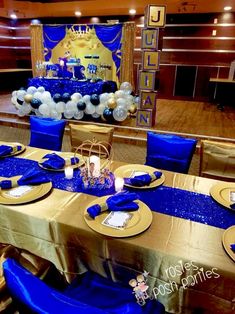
xmin=75 ymin=139 xmax=114 ymax=190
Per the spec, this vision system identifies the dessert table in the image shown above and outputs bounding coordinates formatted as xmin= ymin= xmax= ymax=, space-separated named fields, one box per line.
xmin=28 ymin=77 xmax=117 ymax=96
xmin=0 ymin=144 xmax=234 ymax=314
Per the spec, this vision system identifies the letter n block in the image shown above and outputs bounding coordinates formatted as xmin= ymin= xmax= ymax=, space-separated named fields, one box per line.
xmin=136 ymin=109 xmax=155 ymax=128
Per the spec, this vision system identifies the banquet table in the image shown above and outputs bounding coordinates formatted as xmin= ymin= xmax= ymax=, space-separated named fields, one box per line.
xmin=0 ymin=145 xmax=234 ymax=314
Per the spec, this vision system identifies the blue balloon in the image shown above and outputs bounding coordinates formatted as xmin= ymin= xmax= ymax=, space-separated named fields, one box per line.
xmin=62 ymin=93 xmax=71 ymax=103
xmin=53 ymin=93 xmax=62 ymax=103
xmin=30 ymin=98 xmax=42 ymax=109
xmin=77 ymin=100 xmax=86 ymax=111
xmin=102 ymin=108 xmax=114 ymax=122
xmin=90 ymin=94 xmax=100 ymax=106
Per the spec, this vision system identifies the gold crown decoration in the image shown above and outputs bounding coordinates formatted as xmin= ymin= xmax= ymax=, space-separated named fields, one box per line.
xmin=67 ymin=25 xmax=93 ymax=41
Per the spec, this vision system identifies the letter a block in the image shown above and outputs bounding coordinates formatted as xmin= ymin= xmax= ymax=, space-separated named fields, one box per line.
xmin=145 ymin=5 xmax=166 ymax=28
xmin=141 ymin=28 xmax=159 ymax=50
xmin=140 ymin=91 xmax=157 ymax=110
xmin=136 ymin=109 xmax=155 ymax=127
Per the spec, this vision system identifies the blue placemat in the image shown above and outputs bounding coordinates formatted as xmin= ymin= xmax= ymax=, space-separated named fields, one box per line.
xmin=0 ymin=157 xmax=115 ymax=197
xmin=126 ymin=186 xmax=235 ymax=230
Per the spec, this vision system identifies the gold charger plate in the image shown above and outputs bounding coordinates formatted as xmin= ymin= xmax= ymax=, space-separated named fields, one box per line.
xmin=113 ymin=164 xmax=165 ymax=189
xmin=0 ymin=142 xmax=26 ymax=158
xmin=84 ymin=196 xmax=153 ymax=237
xmin=210 ymin=182 xmax=235 ymax=210
xmin=222 ymin=226 xmax=235 ymax=262
xmin=0 ymin=176 xmax=52 ymax=205
xmin=38 ymin=152 xmax=84 ymax=172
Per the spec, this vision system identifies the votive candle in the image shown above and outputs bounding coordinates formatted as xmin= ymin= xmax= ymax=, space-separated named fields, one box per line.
xmin=115 ymin=177 xmax=124 ymax=193
xmin=65 ymin=166 xmax=73 ymax=179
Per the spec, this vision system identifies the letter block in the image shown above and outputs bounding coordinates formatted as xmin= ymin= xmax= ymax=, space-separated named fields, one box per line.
xmin=139 ymin=71 xmax=156 ymax=91
xmin=136 ymin=109 xmax=155 ymax=128
xmin=141 ymin=28 xmax=159 ymax=50
xmin=140 ymin=91 xmax=157 ymax=110
xmin=142 ymin=51 xmax=160 ymax=71
xmin=145 ymin=5 xmax=166 ymax=28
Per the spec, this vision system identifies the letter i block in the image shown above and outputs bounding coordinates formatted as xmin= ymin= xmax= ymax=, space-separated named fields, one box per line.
xmin=145 ymin=5 xmax=166 ymax=28
xmin=139 ymin=71 xmax=156 ymax=91
xmin=142 ymin=51 xmax=160 ymax=71
xmin=136 ymin=109 xmax=155 ymax=128
xmin=140 ymin=91 xmax=157 ymax=110
xmin=141 ymin=28 xmax=159 ymax=50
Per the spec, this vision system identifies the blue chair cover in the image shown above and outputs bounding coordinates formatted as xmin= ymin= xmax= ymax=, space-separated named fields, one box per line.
xmin=29 ymin=116 xmax=66 ymax=151
xmin=146 ymin=132 xmax=197 ymax=174
xmin=3 ymin=259 xmax=165 ymax=314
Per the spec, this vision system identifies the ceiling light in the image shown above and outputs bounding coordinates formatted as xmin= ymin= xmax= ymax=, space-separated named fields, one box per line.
xmin=129 ymin=9 xmax=136 ymax=15
xmin=224 ymin=6 xmax=232 ymax=11
xmin=75 ymin=11 xmax=82 ymax=17
xmin=10 ymin=13 xmax=17 ymax=19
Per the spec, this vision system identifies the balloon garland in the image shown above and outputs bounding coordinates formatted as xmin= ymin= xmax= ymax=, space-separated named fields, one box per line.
xmin=11 ymin=82 xmax=139 ymax=123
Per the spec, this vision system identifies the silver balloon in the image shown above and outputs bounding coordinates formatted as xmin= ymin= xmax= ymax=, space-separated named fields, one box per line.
xmin=115 ymin=90 xmax=125 ymax=98
xmin=120 ymin=82 xmax=132 ymax=94
xmin=12 ymin=90 xmax=17 ymax=97
xmin=66 ymin=101 xmax=77 ymax=111
xmin=116 ymin=98 xmax=126 ymax=108
xmin=113 ymin=106 xmax=128 ymax=122
xmin=74 ymin=110 xmax=84 ymax=120
xmin=39 ymin=103 xmax=50 ymax=116
xmin=82 ymin=95 xmax=91 ymax=104
xmin=17 ymin=108 xmax=26 ymax=117
xmin=50 ymin=110 xmax=62 ymax=120
xmin=22 ymin=103 xmax=32 ymax=114
xmin=71 ymin=93 xmax=82 ymax=102
xmin=99 ymin=93 xmax=109 ymax=103
xmin=92 ymin=113 xmax=100 ymax=119
xmin=41 ymin=91 xmax=51 ymax=103
xmin=33 ymin=91 xmax=42 ymax=100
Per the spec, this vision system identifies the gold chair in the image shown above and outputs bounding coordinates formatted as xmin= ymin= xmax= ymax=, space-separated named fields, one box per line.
xmin=69 ymin=124 xmax=114 ymax=157
xmin=199 ymin=140 xmax=235 ymax=181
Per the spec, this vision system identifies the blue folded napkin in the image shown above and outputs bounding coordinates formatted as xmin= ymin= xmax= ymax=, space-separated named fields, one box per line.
xmin=230 ymin=203 xmax=235 ymax=210
xmin=124 ymin=171 xmax=162 ymax=187
xmin=230 ymin=244 xmax=235 ymax=252
xmin=87 ymin=191 xmax=139 ymax=219
xmin=41 ymin=153 xmax=79 ymax=170
xmin=0 ymin=169 xmax=50 ymax=189
xmin=0 ymin=144 xmax=22 ymax=157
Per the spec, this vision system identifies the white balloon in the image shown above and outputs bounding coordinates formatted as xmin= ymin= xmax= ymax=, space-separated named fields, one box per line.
xmin=74 ymin=110 xmax=84 ymax=120
xmin=22 ymin=103 xmax=32 ymax=114
xmin=17 ymin=109 xmax=26 ymax=117
xmin=85 ymin=102 xmax=96 ymax=115
xmin=64 ymin=110 xmax=74 ymax=119
xmin=50 ymin=110 xmax=62 ymax=120
xmin=120 ymin=82 xmax=132 ymax=93
xmin=39 ymin=103 xmax=50 ymax=115
xmin=55 ymin=101 xmax=65 ymax=113
xmin=12 ymin=90 xmax=17 ymax=97
xmin=41 ymin=91 xmax=51 ymax=103
xmin=71 ymin=93 xmax=82 ymax=102
xmin=27 ymin=86 xmax=37 ymax=94
xmin=115 ymin=90 xmax=125 ymax=98
xmin=95 ymin=103 xmax=106 ymax=115
xmin=66 ymin=101 xmax=77 ymax=111
xmin=17 ymin=90 xmax=26 ymax=97
xmin=48 ymin=100 xmax=56 ymax=111
xmin=92 ymin=113 xmax=100 ymax=119
xmin=35 ymin=109 xmax=43 ymax=117
xmin=11 ymin=96 xmax=18 ymax=106
xmin=116 ymin=98 xmax=126 ymax=108
xmin=99 ymin=93 xmax=109 ymax=103
xmin=113 ymin=106 xmax=128 ymax=122
xmin=33 ymin=92 xmax=42 ymax=100
xmin=82 ymin=95 xmax=90 ymax=104
xmin=37 ymin=86 xmax=45 ymax=93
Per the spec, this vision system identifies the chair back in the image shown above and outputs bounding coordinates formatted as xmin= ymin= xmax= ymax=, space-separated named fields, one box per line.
xmin=146 ymin=132 xmax=197 ymax=173
xmin=29 ymin=116 xmax=66 ymax=151
xmin=69 ymin=123 xmax=114 ymax=156
xmin=199 ymin=140 xmax=235 ymax=181
xmin=3 ymin=258 xmax=165 ymax=314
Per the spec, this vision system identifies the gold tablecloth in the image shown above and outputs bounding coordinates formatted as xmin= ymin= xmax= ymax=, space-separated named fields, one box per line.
xmin=0 ymin=146 xmax=234 ymax=313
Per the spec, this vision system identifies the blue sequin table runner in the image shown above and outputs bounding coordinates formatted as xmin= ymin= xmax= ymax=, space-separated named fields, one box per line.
xmin=0 ymin=156 xmax=234 ymax=229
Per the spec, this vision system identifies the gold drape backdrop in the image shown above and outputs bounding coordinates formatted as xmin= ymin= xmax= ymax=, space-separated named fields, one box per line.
xmin=120 ymin=22 xmax=135 ymax=88
xmin=30 ymin=24 xmax=44 ymax=77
